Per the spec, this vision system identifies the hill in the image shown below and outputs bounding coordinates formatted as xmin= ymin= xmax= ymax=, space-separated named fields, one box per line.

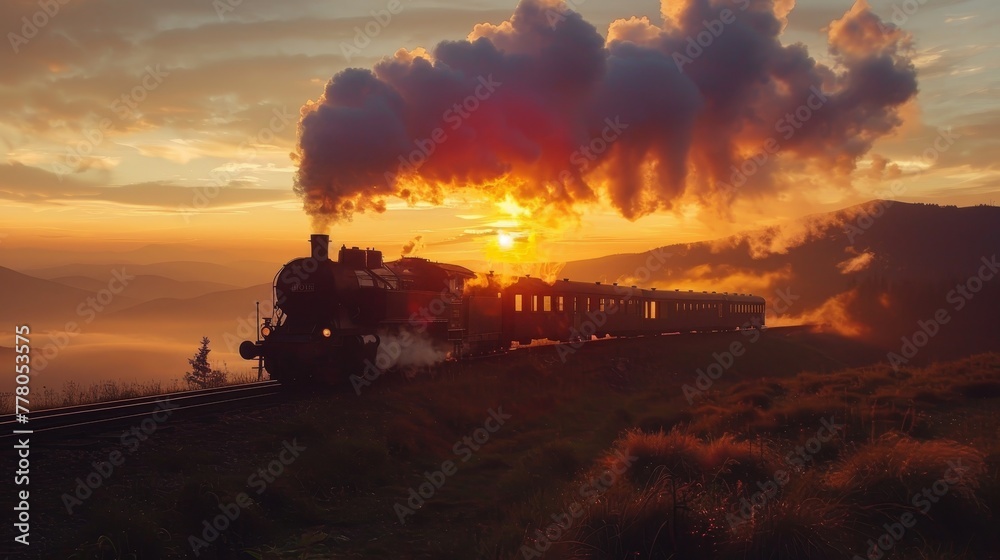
xmin=558 ymin=201 xmax=1000 ymax=360
xmin=25 ymin=260 xmax=273 ymax=288
xmin=0 ymin=266 xmax=140 ymax=329
xmin=16 ymin=331 xmax=999 ymax=559
xmin=49 ymin=274 xmax=239 ymax=303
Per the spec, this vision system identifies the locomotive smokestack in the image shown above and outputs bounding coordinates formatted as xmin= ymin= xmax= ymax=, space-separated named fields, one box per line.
xmin=310 ymin=234 xmax=330 ymax=261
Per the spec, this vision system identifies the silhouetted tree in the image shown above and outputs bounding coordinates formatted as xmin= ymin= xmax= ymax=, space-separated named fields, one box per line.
xmin=185 ymin=336 xmax=227 ymax=388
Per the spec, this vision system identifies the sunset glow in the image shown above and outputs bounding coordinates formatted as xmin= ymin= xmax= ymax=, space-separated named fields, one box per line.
xmin=0 ymin=0 xmax=994 ymax=268
xmin=497 ymin=231 xmax=515 ymax=250
xmin=3 ymin=2 xmax=1000 ymax=558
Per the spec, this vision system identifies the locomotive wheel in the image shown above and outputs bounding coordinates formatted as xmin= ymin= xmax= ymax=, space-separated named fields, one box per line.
xmin=265 ymin=355 xmax=312 ymax=387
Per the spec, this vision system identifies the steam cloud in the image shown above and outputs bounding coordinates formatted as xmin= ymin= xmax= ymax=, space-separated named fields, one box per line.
xmin=294 ymin=0 xmax=917 ymax=229
xmin=401 ymin=235 xmax=425 ymax=256
xmin=375 ymin=328 xmax=449 ymax=371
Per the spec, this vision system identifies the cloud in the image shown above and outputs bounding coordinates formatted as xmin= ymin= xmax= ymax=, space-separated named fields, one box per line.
xmin=837 ymin=250 xmax=874 ymax=273
xmin=0 ymin=162 xmax=293 ymax=209
xmin=294 ymin=0 xmax=918 ymax=230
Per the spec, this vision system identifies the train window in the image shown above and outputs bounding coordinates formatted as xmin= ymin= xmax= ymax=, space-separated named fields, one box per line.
xmin=355 ymin=271 xmax=375 ymax=287
xmin=543 ymin=295 xmax=552 ymax=312
xmin=515 ymin=294 xmax=523 ymax=312
xmin=651 ymin=302 xmax=658 ymax=319
xmin=532 ymin=295 xmax=539 ymax=312
xmin=557 ymin=296 xmax=564 ymax=312
xmin=599 ymin=298 xmax=606 ymax=312
xmin=573 ymin=297 xmax=578 ymax=312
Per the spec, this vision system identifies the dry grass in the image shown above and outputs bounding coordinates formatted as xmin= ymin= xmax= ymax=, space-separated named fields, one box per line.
xmin=537 ymin=354 xmax=1000 ymax=560
xmin=824 ymin=433 xmax=986 ymax=506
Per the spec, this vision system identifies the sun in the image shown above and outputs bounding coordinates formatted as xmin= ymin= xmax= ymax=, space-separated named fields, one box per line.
xmin=497 ymin=230 xmax=515 ymax=250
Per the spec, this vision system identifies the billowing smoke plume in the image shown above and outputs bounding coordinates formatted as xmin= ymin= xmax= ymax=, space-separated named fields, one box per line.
xmin=295 ymin=0 xmax=917 ymax=229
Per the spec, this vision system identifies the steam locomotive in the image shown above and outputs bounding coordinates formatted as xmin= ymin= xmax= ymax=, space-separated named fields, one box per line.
xmin=239 ymin=235 xmax=766 ymax=385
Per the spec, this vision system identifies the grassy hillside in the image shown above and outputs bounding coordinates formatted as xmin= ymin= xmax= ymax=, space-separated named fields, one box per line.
xmin=12 ymin=329 xmax=998 ymax=559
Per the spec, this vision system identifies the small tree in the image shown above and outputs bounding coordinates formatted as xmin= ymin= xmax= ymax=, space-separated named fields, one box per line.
xmin=185 ymin=337 xmax=227 ymax=388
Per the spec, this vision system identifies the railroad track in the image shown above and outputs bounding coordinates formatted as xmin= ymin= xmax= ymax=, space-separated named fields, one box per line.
xmin=0 ymin=380 xmax=282 ymax=442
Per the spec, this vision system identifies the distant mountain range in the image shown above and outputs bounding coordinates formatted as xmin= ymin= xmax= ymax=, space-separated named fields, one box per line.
xmin=24 ymin=260 xmax=273 ymax=287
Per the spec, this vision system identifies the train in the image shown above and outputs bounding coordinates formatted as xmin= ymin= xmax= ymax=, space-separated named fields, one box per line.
xmin=239 ymin=234 xmax=766 ymax=385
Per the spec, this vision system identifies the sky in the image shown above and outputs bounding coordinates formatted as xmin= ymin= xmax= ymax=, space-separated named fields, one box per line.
xmin=1 ymin=0 xmax=997 ymax=267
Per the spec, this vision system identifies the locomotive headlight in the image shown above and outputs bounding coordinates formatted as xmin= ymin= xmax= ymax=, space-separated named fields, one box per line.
xmin=260 ymin=326 xmax=272 ymax=338
xmin=322 ymin=328 xmax=332 ymax=338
